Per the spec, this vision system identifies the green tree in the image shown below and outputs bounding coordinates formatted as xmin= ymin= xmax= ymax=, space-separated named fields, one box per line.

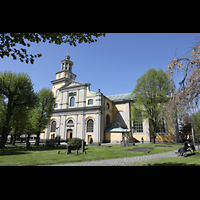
xmin=131 ymin=68 xmax=172 ymax=143
xmin=0 ymin=94 xmax=6 ymax=136
xmin=0 ymin=33 xmax=105 ymax=64
xmin=30 ymin=88 xmax=55 ymax=146
xmin=0 ymin=71 xmax=36 ymax=148
xmin=9 ymin=105 xmax=31 ymax=146
xmin=191 ymin=111 xmax=200 ymax=142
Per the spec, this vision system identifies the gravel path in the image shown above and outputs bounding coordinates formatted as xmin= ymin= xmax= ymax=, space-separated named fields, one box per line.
xmin=50 ymin=149 xmax=178 ymax=166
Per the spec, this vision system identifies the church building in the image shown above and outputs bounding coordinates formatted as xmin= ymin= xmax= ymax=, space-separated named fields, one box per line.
xmin=43 ymin=53 xmax=178 ymax=144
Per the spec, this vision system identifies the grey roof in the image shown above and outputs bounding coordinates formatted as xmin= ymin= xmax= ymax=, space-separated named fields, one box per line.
xmin=105 ymin=126 xmax=131 ymax=133
xmin=106 ymin=93 xmax=133 ymax=102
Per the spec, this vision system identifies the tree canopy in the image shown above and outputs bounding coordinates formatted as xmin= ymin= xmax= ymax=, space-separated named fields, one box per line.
xmin=131 ymin=68 xmax=172 ymax=142
xmin=0 ymin=72 xmax=56 ymax=148
xmin=167 ymin=37 xmax=200 ymax=112
xmin=30 ymin=88 xmax=55 ymax=146
xmin=0 ymin=33 xmax=105 ymax=64
xmin=0 ymin=71 xmax=37 ymax=147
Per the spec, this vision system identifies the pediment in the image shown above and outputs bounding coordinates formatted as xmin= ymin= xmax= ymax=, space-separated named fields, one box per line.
xmin=59 ymin=80 xmax=88 ymax=90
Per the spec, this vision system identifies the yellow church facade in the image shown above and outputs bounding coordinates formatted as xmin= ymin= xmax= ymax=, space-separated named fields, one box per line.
xmin=43 ymin=53 xmax=178 ymax=144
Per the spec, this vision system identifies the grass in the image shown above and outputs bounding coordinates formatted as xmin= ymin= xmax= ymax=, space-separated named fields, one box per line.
xmin=136 ymin=150 xmax=200 ymax=166
xmin=0 ymin=143 xmax=183 ymax=166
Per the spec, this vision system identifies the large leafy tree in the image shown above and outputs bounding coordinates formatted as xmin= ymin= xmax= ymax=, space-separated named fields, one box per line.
xmin=0 ymin=71 xmax=37 ymax=148
xmin=167 ymin=37 xmax=200 ymax=148
xmin=0 ymin=94 xmax=6 ymax=136
xmin=0 ymin=33 xmax=105 ymax=64
xmin=191 ymin=111 xmax=200 ymax=143
xmin=30 ymin=88 xmax=55 ymax=146
xmin=9 ymin=105 xmax=32 ymax=146
xmin=131 ymin=68 xmax=172 ymax=143
xmin=167 ymin=37 xmax=200 ymax=112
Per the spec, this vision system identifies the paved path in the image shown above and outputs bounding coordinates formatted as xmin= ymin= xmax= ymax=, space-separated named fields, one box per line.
xmin=50 ymin=149 xmax=178 ymax=166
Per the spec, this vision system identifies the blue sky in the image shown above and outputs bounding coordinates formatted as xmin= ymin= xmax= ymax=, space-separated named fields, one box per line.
xmin=0 ymin=33 xmax=199 ymax=96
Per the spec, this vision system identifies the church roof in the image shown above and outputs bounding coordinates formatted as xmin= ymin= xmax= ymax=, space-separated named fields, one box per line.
xmin=105 ymin=126 xmax=131 ymax=133
xmin=106 ymin=93 xmax=133 ymax=102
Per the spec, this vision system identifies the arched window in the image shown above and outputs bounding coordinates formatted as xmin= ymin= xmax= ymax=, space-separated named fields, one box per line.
xmin=66 ymin=119 xmax=74 ymax=128
xmin=106 ymin=114 xmax=110 ymax=128
xmin=51 ymin=121 xmax=56 ymax=132
xmin=70 ymin=96 xmax=75 ymax=107
xmin=87 ymin=119 xmax=94 ymax=132
xmin=107 ymin=102 xmax=110 ymax=109
xmin=67 ymin=120 xmax=73 ymax=124
xmin=88 ymin=99 xmax=93 ymax=105
xmin=54 ymin=103 xmax=58 ymax=108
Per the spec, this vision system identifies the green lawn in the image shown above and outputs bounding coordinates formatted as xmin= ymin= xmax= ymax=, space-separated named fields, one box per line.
xmin=0 ymin=143 xmax=182 ymax=166
xmin=136 ymin=150 xmax=200 ymax=166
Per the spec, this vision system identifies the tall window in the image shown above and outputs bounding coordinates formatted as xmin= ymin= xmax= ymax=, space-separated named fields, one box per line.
xmin=156 ymin=119 xmax=166 ymax=134
xmin=106 ymin=115 xmax=110 ymax=128
xmin=70 ymin=96 xmax=75 ymax=107
xmin=87 ymin=119 xmax=94 ymax=132
xmin=88 ymin=99 xmax=93 ymax=105
xmin=133 ymin=120 xmax=143 ymax=133
xmin=51 ymin=121 xmax=56 ymax=132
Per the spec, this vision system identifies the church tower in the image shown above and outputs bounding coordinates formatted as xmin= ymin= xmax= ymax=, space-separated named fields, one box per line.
xmin=51 ymin=52 xmax=77 ymax=97
xmin=57 ymin=52 xmax=77 ymax=81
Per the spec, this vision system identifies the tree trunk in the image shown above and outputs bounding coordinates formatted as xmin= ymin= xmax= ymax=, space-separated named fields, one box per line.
xmin=151 ymin=119 xmax=156 ymax=143
xmin=173 ymin=110 xmax=179 ymax=143
xmin=26 ymin=134 xmax=30 ymax=149
xmin=0 ymin=133 xmax=8 ymax=148
xmin=11 ymin=134 xmax=16 ymax=146
xmin=0 ymin=99 xmax=13 ymax=148
xmin=10 ymin=135 xmax=13 ymax=144
xmin=35 ymin=132 xmax=40 ymax=146
xmin=192 ymin=116 xmax=199 ymax=150
xmin=153 ymin=134 xmax=156 ymax=144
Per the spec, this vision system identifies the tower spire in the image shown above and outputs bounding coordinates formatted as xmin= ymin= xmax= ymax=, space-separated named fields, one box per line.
xmin=65 ymin=51 xmax=70 ymax=60
xmin=59 ymin=52 xmax=76 ymax=80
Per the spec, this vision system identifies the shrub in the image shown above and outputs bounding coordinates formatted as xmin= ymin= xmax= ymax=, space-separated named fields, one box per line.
xmin=67 ymin=137 xmax=82 ymax=150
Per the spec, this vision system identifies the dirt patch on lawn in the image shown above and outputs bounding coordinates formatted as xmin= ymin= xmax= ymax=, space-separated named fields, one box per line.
xmin=155 ymin=145 xmax=172 ymax=147
xmin=125 ymin=149 xmax=151 ymax=153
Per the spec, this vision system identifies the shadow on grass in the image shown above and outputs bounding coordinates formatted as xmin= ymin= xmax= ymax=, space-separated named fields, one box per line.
xmin=0 ymin=145 xmax=67 ymax=156
xmin=0 ymin=150 xmax=27 ymax=156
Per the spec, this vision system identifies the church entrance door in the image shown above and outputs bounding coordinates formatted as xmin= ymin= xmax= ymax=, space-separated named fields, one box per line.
xmin=88 ymin=135 xmax=92 ymax=143
xmin=67 ymin=129 xmax=73 ymax=140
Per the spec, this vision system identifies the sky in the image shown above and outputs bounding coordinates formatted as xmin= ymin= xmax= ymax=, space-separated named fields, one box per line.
xmin=0 ymin=33 xmax=199 ymax=96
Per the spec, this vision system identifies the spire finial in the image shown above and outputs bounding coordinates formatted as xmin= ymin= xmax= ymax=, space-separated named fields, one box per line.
xmin=66 ymin=51 xmax=70 ymax=60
